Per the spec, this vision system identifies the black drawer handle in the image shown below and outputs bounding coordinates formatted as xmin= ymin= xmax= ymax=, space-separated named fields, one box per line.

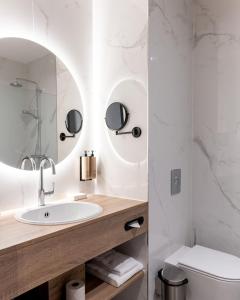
xmin=124 ymin=217 xmax=144 ymax=231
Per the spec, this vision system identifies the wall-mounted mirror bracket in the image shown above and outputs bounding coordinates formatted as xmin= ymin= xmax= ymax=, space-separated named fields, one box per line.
xmin=60 ymin=109 xmax=83 ymax=142
xmin=116 ymin=127 xmax=142 ymax=138
xmin=105 ymin=102 xmax=142 ymax=138
xmin=59 ymin=132 xmax=75 ymax=141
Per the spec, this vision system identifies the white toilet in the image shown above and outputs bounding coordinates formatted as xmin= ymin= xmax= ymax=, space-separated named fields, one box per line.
xmin=165 ymin=245 xmax=240 ymax=300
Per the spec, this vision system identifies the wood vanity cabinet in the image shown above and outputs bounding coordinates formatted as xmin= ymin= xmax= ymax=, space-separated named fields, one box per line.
xmin=0 ymin=196 xmax=148 ymax=300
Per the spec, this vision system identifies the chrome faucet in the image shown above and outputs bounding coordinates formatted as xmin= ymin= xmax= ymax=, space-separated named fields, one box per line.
xmin=39 ymin=157 xmax=56 ymax=206
xmin=21 ymin=156 xmax=36 ymax=170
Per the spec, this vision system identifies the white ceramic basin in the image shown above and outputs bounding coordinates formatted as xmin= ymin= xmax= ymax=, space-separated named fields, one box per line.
xmin=15 ymin=201 xmax=103 ymax=225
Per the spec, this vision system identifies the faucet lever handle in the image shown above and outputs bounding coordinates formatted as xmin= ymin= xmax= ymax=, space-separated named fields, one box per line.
xmin=39 ymin=157 xmax=56 ymax=206
xmin=45 ymin=182 xmax=55 ymax=196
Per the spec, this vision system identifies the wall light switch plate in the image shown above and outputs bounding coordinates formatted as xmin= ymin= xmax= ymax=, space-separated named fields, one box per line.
xmin=171 ymin=169 xmax=181 ymax=195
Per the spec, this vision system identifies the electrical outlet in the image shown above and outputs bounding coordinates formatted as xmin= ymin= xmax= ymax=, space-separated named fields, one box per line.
xmin=171 ymin=169 xmax=181 ymax=195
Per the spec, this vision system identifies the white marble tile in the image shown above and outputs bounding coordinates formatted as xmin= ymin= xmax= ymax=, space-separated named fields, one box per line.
xmin=93 ymin=0 xmax=148 ymax=201
xmin=32 ymin=0 xmax=92 ymax=82
xmin=0 ymin=0 xmax=34 ymax=38
xmin=91 ymin=3 xmax=148 ymax=298
xmin=56 ymin=58 xmax=84 ymax=161
xmin=149 ymin=0 xmax=193 ymax=298
xmin=193 ymin=0 xmax=240 ymax=257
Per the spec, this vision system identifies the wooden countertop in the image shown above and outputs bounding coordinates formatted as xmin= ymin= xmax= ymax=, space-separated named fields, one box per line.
xmin=0 ymin=195 xmax=147 ymax=256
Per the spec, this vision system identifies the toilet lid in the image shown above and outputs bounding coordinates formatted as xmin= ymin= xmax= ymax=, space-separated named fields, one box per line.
xmin=178 ymin=245 xmax=240 ymax=281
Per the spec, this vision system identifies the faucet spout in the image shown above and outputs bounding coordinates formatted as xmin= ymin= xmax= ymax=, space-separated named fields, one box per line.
xmin=39 ymin=157 xmax=56 ymax=206
xmin=21 ymin=156 xmax=36 ymax=170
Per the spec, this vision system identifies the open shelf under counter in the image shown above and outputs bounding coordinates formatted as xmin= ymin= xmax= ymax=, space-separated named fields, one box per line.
xmin=0 ymin=195 xmax=148 ymax=299
xmin=85 ymin=271 xmax=145 ymax=300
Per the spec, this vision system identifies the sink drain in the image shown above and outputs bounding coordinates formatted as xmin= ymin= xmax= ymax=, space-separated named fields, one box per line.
xmin=44 ymin=212 xmax=50 ymax=218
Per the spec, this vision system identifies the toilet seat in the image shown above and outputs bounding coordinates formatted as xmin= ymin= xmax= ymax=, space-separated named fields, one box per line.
xmin=178 ymin=245 xmax=240 ymax=282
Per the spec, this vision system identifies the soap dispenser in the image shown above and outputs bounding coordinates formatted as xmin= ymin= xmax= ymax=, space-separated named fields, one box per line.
xmin=80 ymin=150 xmax=96 ymax=181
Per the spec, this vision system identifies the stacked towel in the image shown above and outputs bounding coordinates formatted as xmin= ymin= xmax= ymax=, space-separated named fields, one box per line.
xmin=93 ymin=249 xmax=140 ymax=275
xmin=87 ymin=249 xmax=143 ymax=287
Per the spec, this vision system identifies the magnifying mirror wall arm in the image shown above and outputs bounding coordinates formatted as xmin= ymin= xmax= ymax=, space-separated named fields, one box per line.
xmin=60 ymin=110 xmax=83 ymax=142
xmin=105 ymin=102 xmax=142 ymax=138
xmin=115 ymin=127 xmax=142 ymax=138
xmin=60 ymin=132 xmax=75 ymax=141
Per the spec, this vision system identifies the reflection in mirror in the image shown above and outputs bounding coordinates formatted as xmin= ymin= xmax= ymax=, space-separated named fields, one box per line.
xmin=60 ymin=110 xmax=83 ymax=141
xmin=66 ymin=110 xmax=83 ymax=134
xmin=0 ymin=38 xmax=83 ymax=170
xmin=105 ymin=102 xmax=128 ymax=131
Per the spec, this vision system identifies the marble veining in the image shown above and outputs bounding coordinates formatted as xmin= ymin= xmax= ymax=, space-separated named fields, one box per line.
xmin=194 ymin=0 xmax=240 ymax=47
xmin=194 ymin=32 xmax=240 ymax=48
xmin=32 ymin=1 xmax=49 ymax=37
xmin=94 ymin=0 xmax=148 ymax=202
xmin=64 ymin=1 xmax=81 ymax=9
xmin=107 ymin=23 xmax=147 ymax=50
xmin=193 ymin=0 xmax=240 ymax=257
xmin=149 ymin=0 xmax=193 ymax=299
xmin=149 ymin=0 xmax=178 ymax=43
xmin=153 ymin=113 xmax=172 ymax=127
xmin=194 ymin=136 xmax=240 ymax=215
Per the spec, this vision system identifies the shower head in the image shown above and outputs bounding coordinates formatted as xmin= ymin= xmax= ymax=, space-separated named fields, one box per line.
xmin=10 ymin=80 xmax=23 ymax=88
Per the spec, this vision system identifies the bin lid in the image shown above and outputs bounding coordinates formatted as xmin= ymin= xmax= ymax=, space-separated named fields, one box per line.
xmin=158 ymin=266 xmax=188 ymax=286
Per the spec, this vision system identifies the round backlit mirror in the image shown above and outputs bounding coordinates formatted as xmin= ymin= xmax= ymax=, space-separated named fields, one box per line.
xmin=105 ymin=102 xmax=128 ymax=131
xmin=0 ymin=37 xmax=84 ymax=170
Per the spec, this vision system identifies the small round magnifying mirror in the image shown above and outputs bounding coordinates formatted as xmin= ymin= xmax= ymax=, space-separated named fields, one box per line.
xmin=66 ymin=109 xmax=83 ymax=134
xmin=105 ymin=102 xmax=128 ymax=131
xmin=60 ymin=109 xmax=83 ymax=141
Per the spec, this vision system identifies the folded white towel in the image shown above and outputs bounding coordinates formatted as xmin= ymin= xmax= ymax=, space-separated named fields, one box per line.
xmin=92 ymin=249 xmax=139 ymax=276
xmin=86 ymin=261 xmax=143 ymax=287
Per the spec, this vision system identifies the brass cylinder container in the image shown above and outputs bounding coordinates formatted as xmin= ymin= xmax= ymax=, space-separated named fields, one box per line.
xmin=80 ymin=156 xmax=96 ymax=181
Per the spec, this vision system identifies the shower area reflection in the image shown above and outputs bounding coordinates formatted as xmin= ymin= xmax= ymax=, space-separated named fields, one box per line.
xmin=0 ymin=37 xmax=84 ymax=171
xmin=0 ymin=48 xmax=59 ymax=170
xmin=10 ymin=77 xmax=44 ymax=169
xmin=0 ymin=39 xmax=59 ymax=169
